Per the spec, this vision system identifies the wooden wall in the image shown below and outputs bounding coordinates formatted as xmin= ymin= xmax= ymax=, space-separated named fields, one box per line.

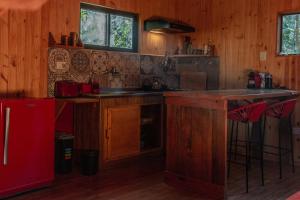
xmin=0 ymin=9 xmax=47 ymax=97
xmin=1 ymin=0 xmax=300 ymax=112
xmin=0 ymin=0 xmax=183 ymax=97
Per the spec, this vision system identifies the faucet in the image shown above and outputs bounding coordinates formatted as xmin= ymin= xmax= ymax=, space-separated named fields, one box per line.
xmin=162 ymin=52 xmax=174 ymax=72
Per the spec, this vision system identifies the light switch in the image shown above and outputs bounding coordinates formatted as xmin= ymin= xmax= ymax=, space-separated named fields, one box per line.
xmin=260 ymin=51 xmax=267 ymax=61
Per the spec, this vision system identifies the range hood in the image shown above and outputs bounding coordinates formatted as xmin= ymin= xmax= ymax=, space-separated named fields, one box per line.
xmin=144 ymin=17 xmax=195 ymax=34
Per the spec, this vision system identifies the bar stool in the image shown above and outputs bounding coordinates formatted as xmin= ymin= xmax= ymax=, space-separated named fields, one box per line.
xmin=227 ymin=101 xmax=267 ymax=193
xmin=264 ymin=98 xmax=297 ymax=179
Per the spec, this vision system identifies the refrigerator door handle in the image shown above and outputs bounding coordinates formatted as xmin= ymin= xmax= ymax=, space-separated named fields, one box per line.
xmin=3 ymin=107 xmax=11 ymax=166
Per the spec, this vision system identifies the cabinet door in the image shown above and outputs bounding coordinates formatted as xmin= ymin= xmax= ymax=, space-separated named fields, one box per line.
xmin=105 ymin=106 xmax=140 ymax=161
xmin=166 ymin=106 xmax=213 ymax=181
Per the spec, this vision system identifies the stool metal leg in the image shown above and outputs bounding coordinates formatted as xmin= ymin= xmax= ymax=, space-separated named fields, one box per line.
xmin=247 ymin=123 xmax=252 ymax=169
xmin=279 ymin=119 xmax=282 ymax=179
xmin=234 ymin=122 xmax=239 ymax=160
xmin=246 ymin=122 xmax=250 ymax=193
xmin=289 ymin=114 xmax=295 ymax=173
xmin=260 ymin=116 xmax=265 ymax=186
xmin=228 ymin=120 xmax=235 ymax=178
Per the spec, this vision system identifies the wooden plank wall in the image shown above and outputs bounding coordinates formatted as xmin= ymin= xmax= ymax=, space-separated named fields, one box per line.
xmin=0 ymin=9 xmax=46 ymax=97
xmin=1 ymin=0 xmax=300 ymax=124
xmin=45 ymin=0 xmax=181 ymax=55
xmin=177 ymin=0 xmax=300 ymax=126
xmin=0 ymin=0 xmax=182 ymax=97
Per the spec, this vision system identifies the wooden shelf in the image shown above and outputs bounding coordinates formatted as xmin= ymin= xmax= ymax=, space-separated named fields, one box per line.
xmin=170 ymin=54 xmax=216 ymax=58
xmin=49 ymin=44 xmax=84 ymax=49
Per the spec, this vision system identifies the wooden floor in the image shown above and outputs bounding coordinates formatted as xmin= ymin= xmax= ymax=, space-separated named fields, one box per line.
xmin=6 ymin=157 xmax=300 ymax=200
xmin=227 ymin=160 xmax=300 ymax=200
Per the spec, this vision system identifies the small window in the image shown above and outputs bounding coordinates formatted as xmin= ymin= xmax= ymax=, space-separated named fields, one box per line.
xmin=278 ymin=12 xmax=300 ymax=55
xmin=80 ymin=3 xmax=138 ymax=52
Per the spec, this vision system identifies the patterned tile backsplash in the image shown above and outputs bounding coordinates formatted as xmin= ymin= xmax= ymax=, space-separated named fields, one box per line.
xmin=48 ymin=48 xmax=219 ymax=96
xmin=48 ymin=48 xmax=173 ymax=96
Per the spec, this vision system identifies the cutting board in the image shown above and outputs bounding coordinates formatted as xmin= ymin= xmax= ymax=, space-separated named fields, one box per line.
xmin=180 ymin=71 xmax=207 ymax=90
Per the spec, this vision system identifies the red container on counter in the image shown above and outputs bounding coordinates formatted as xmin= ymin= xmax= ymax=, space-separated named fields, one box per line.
xmin=254 ymin=73 xmax=262 ymax=89
xmin=79 ymin=83 xmax=92 ymax=94
xmin=55 ymin=81 xmax=80 ymax=97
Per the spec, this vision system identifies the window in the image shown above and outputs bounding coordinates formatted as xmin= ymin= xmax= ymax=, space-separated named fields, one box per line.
xmin=278 ymin=12 xmax=300 ymax=55
xmin=80 ymin=3 xmax=138 ymax=52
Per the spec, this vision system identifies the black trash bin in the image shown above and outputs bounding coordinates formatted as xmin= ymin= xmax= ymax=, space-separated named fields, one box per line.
xmin=55 ymin=134 xmax=74 ymax=174
xmin=80 ymin=150 xmax=99 ymax=176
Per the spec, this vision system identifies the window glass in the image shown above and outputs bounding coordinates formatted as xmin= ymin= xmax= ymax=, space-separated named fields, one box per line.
xmin=80 ymin=8 xmax=107 ymax=46
xmin=80 ymin=3 xmax=138 ymax=52
xmin=110 ymin=15 xmax=133 ymax=49
xmin=280 ymin=13 xmax=300 ymax=55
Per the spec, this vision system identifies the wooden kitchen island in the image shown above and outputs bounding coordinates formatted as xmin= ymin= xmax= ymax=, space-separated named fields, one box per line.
xmin=164 ymin=89 xmax=298 ymax=200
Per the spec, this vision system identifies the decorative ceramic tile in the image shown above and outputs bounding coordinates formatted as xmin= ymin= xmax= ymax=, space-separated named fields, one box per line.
xmin=140 ymin=55 xmax=154 ymax=75
xmin=69 ymin=72 xmax=89 ymax=83
xmin=140 ymin=75 xmax=153 ymax=89
xmin=47 ymin=72 xmax=71 ymax=97
xmin=91 ymin=73 xmax=110 ymax=88
xmin=48 ymin=48 xmax=70 ymax=74
xmin=108 ymin=52 xmax=122 ymax=70
xmin=90 ymin=51 xmax=109 ymax=74
xmin=165 ymin=74 xmax=179 ymax=89
xmin=109 ymin=75 xmax=123 ymax=88
xmin=152 ymin=56 xmax=164 ymax=76
xmin=70 ymin=49 xmax=91 ymax=76
xmin=99 ymin=74 xmax=110 ymax=88
xmin=48 ymin=47 xmax=183 ymax=97
xmin=123 ymin=54 xmax=140 ymax=74
xmin=123 ymin=74 xmax=140 ymax=88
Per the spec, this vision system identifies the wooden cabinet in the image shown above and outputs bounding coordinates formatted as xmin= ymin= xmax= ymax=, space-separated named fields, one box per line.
xmin=64 ymin=95 xmax=163 ymax=169
xmin=164 ymin=96 xmax=227 ymax=199
xmin=104 ymin=106 xmax=140 ymax=161
xmin=100 ymin=96 xmax=163 ymax=168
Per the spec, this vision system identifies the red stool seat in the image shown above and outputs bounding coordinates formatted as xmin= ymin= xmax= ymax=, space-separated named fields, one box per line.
xmin=264 ymin=98 xmax=297 ymax=180
xmin=228 ymin=101 xmax=267 ymax=123
xmin=266 ymin=99 xmax=297 ymax=119
xmin=227 ymin=101 xmax=267 ymax=192
xmin=287 ymin=191 xmax=300 ymax=200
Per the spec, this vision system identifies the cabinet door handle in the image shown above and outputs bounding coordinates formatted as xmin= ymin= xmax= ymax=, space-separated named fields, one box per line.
xmin=3 ymin=107 xmax=11 ymax=166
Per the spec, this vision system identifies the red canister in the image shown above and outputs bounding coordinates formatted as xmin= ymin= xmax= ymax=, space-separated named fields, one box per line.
xmin=79 ymin=83 xmax=92 ymax=95
xmin=254 ymin=73 xmax=262 ymax=89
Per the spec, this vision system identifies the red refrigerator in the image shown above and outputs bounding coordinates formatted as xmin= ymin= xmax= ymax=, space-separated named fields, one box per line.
xmin=0 ymin=98 xmax=55 ymax=198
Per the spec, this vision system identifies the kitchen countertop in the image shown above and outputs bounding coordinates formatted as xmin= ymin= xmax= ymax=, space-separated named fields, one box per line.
xmin=55 ymin=89 xmax=298 ymax=100
xmin=83 ymin=90 xmax=164 ymax=98
xmin=164 ymin=89 xmax=299 ymax=100
xmin=55 ymin=89 xmax=176 ymax=101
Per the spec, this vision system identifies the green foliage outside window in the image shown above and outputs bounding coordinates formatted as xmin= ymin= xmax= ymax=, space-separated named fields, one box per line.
xmin=80 ymin=3 xmax=137 ymax=52
xmin=110 ymin=15 xmax=133 ymax=49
